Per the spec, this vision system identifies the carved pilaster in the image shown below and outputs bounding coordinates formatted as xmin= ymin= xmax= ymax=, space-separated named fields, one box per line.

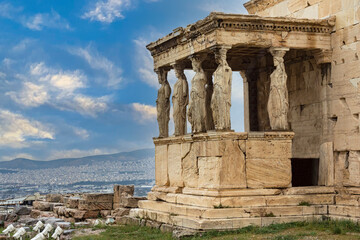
xmin=211 ymin=45 xmax=233 ymax=131
xmin=188 ymin=54 xmax=207 ymax=133
xmin=156 ymin=68 xmax=171 ymax=138
xmin=267 ymin=47 xmax=289 ymax=130
xmin=171 ymin=63 xmax=189 ymax=136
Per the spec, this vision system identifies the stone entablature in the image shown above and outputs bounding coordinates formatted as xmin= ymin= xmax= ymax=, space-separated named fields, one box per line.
xmin=147 ymin=13 xmax=334 ymax=70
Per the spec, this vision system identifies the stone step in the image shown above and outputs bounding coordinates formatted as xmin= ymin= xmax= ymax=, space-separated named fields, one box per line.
xmin=130 ymin=208 xmax=322 ymax=230
xmin=138 ymin=200 xmax=327 ymax=219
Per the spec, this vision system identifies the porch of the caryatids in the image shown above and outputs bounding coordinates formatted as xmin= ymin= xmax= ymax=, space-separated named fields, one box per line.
xmin=267 ymin=47 xmax=290 ymax=130
xmin=211 ymin=45 xmax=232 ymax=131
xmin=172 ymin=63 xmax=189 ymax=136
xmin=156 ymin=67 xmax=171 ymax=138
xmin=188 ymin=54 xmax=207 ymax=133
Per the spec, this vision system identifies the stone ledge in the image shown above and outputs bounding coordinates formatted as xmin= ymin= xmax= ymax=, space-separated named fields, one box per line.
xmin=153 ymin=131 xmax=295 ymax=145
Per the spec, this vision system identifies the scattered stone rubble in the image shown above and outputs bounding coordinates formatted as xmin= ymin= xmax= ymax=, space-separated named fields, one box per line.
xmin=0 ymin=185 xmax=148 ymax=239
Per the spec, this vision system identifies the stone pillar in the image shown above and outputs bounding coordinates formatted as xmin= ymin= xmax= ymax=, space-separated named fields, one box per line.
xmin=211 ymin=45 xmax=232 ymax=131
xmin=188 ymin=54 xmax=207 ymax=133
xmin=240 ymin=71 xmax=250 ymax=132
xmin=156 ymin=68 xmax=171 ymax=138
xmin=267 ymin=47 xmax=289 ymax=130
xmin=205 ymin=69 xmax=215 ymax=131
xmin=172 ymin=63 xmax=189 ymax=136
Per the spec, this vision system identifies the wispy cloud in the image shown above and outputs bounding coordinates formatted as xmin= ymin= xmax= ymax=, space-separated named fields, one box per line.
xmin=12 ymin=39 xmax=35 ymax=52
xmin=0 ymin=2 xmax=71 ymax=31
xmin=0 ymin=2 xmax=23 ymax=19
xmin=1 ymin=153 xmax=35 ymax=161
xmin=7 ymin=62 xmax=108 ymax=117
xmin=24 ymin=11 xmax=72 ymax=31
xmin=133 ymin=38 xmax=158 ymax=88
xmin=0 ymin=109 xmax=54 ymax=148
xmin=72 ymin=127 xmax=90 ymax=140
xmin=48 ymin=148 xmax=117 ymax=160
xmin=82 ymin=0 xmax=131 ymax=23
xmin=67 ymin=45 xmax=123 ymax=88
xmin=131 ymin=103 xmax=157 ymax=123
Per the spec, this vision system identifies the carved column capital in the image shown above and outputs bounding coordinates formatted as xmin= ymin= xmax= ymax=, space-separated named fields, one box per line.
xmin=269 ymin=47 xmax=289 ymax=58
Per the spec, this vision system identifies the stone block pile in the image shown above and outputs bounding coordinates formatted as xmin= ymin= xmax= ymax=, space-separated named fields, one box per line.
xmin=0 ymin=185 xmax=145 ymax=239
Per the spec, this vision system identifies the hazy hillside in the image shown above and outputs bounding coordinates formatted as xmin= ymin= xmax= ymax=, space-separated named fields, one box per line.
xmin=0 ymin=148 xmax=154 ymax=170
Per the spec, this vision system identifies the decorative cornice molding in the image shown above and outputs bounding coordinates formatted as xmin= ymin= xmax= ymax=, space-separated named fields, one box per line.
xmin=146 ymin=13 xmax=335 ymax=57
xmin=153 ymin=131 xmax=294 ymax=145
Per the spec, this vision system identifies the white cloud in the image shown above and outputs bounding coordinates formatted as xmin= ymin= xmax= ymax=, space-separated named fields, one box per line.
xmin=82 ymin=0 xmax=131 ymax=23
xmin=134 ymin=38 xmax=158 ymax=88
xmin=0 ymin=3 xmax=71 ymax=31
xmin=7 ymin=82 xmax=49 ymax=107
xmin=12 ymin=39 xmax=34 ymax=52
xmin=0 ymin=2 xmax=22 ymax=19
xmin=0 ymin=110 xmax=54 ymax=148
xmin=131 ymin=103 xmax=157 ymax=123
xmin=73 ymin=127 xmax=90 ymax=139
xmin=68 ymin=45 xmax=123 ymax=88
xmin=0 ymin=72 xmax=6 ymax=79
xmin=7 ymin=62 xmax=108 ymax=117
xmin=232 ymin=72 xmax=244 ymax=102
xmin=2 ymin=58 xmax=14 ymax=67
xmin=65 ymin=95 xmax=108 ymax=117
xmin=23 ymin=11 xmax=72 ymax=31
xmin=48 ymin=148 xmax=116 ymax=160
xmin=1 ymin=153 xmax=35 ymax=161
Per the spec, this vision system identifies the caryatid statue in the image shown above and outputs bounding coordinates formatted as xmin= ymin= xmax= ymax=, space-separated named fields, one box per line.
xmin=205 ymin=70 xmax=215 ymax=131
xmin=172 ymin=63 xmax=189 ymax=136
xmin=267 ymin=47 xmax=289 ymax=130
xmin=211 ymin=46 xmax=232 ymax=131
xmin=156 ymin=68 xmax=171 ymax=138
xmin=188 ymin=55 xmax=207 ymax=133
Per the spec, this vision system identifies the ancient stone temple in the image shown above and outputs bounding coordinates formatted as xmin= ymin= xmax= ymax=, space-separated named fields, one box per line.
xmin=130 ymin=0 xmax=360 ymax=230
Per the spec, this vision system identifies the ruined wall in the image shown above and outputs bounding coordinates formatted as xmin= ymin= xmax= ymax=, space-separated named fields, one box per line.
xmin=245 ymin=0 xmax=360 ymax=186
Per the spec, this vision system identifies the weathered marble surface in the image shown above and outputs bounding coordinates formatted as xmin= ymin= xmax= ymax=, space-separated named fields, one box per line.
xmin=188 ymin=55 xmax=207 ymax=133
xmin=172 ymin=64 xmax=189 ymax=136
xmin=211 ymin=46 xmax=232 ymax=131
xmin=156 ymin=68 xmax=171 ymax=138
xmin=267 ymin=47 xmax=289 ymax=130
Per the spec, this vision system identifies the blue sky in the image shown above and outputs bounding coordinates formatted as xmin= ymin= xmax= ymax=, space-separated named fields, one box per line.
xmin=0 ymin=0 xmax=247 ymax=161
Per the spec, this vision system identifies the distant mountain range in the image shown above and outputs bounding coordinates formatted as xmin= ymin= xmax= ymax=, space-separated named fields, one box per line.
xmin=0 ymin=148 xmax=154 ymax=170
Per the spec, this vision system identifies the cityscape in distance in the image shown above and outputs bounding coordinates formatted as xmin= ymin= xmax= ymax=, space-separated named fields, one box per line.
xmin=0 ymin=149 xmax=155 ymax=200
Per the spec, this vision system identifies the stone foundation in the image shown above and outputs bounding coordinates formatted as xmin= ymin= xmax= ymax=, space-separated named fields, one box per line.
xmin=130 ymin=186 xmax=335 ymax=230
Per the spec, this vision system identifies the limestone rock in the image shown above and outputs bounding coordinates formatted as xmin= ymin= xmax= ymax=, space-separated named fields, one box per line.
xmin=33 ymin=201 xmax=51 ymax=211
xmin=84 ymin=193 xmax=114 ymax=203
xmin=13 ymin=206 xmax=31 ymax=216
xmin=46 ymin=194 xmax=63 ymax=203
xmin=111 ymin=208 xmax=130 ymax=217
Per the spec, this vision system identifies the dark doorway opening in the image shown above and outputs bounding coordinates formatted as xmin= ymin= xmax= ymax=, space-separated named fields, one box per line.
xmin=291 ymin=158 xmax=319 ymax=187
